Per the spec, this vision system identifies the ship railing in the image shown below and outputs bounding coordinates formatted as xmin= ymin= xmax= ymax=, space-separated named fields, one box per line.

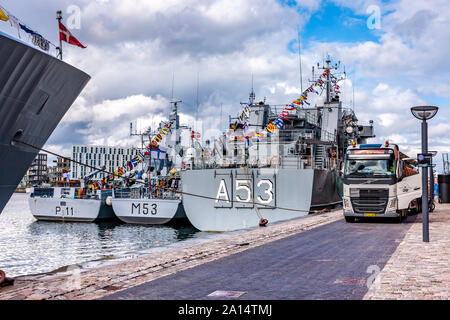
xmin=268 ymin=106 xmax=318 ymax=126
xmin=113 ymin=186 xmax=180 ymax=200
xmin=30 ymin=188 xmax=54 ymax=198
xmin=296 ymin=109 xmax=318 ymax=125
xmin=74 ymin=190 xmax=100 ymax=200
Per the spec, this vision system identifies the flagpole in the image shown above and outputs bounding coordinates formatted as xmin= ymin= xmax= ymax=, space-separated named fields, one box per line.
xmin=56 ymin=10 xmax=63 ymax=60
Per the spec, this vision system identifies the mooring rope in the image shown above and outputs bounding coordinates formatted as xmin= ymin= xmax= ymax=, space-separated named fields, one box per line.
xmin=14 ymin=138 xmax=331 ymax=214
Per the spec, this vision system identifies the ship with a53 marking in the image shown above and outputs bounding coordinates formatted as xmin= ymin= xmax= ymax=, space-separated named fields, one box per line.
xmin=180 ymin=57 xmax=375 ymax=231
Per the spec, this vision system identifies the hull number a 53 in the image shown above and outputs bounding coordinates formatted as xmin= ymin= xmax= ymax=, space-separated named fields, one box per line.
xmin=215 ymin=178 xmax=275 ymax=207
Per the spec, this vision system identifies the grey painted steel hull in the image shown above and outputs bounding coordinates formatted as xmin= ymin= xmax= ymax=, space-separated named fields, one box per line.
xmin=111 ymin=198 xmax=186 ymax=225
xmin=311 ymin=169 xmax=342 ymax=207
xmin=182 ymin=168 xmax=328 ymax=231
xmin=28 ymin=197 xmax=115 ymax=222
xmin=0 ymin=33 xmax=90 ymax=214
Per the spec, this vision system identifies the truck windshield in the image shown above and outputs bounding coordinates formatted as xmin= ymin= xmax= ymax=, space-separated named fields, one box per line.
xmin=345 ymin=159 xmax=395 ymax=176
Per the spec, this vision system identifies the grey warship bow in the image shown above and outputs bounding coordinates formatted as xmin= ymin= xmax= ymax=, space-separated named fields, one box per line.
xmin=0 ymin=32 xmax=90 ymax=214
xmin=180 ymin=57 xmax=375 ymax=231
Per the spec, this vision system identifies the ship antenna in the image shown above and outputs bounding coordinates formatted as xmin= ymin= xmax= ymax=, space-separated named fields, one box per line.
xmin=325 ymin=55 xmax=331 ymax=103
xmin=56 ymin=11 xmax=63 ymax=60
xmin=171 ymin=71 xmax=175 ymax=101
xmin=220 ymin=103 xmax=223 ymax=132
xmin=196 ymin=69 xmax=200 ymax=122
xmin=249 ymin=74 xmax=255 ymax=105
xmin=297 ymin=26 xmax=303 ymax=93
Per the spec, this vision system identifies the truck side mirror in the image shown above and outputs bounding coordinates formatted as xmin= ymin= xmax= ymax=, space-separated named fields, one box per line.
xmin=397 ymin=160 xmax=405 ymax=181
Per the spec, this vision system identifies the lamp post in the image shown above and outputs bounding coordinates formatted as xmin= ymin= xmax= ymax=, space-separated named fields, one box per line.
xmin=411 ymin=106 xmax=439 ymax=242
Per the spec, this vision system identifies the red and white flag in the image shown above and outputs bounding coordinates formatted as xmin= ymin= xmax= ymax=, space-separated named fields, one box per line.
xmin=59 ymin=21 xmax=86 ymax=48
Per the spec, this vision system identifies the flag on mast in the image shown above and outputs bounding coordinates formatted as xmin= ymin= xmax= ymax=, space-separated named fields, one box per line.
xmin=58 ymin=21 xmax=86 ymax=48
xmin=0 ymin=7 xmax=9 ymax=21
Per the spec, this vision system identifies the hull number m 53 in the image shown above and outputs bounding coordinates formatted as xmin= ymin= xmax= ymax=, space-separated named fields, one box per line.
xmin=131 ymin=203 xmax=157 ymax=215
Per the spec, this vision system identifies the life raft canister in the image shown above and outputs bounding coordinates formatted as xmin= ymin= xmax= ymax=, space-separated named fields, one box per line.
xmin=270 ymin=155 xmax=280 ymax=166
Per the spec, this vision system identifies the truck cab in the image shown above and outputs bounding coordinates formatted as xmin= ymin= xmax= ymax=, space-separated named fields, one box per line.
xmin=342 ymin=142 xmax=422 ymax=222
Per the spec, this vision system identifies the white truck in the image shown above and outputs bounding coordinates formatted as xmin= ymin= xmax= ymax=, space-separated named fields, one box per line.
xmin=343 ymin=142 xmax=422 ymax=222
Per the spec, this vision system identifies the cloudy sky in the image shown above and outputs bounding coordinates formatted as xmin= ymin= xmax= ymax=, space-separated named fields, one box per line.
xmin=1 ymin=0 xmax=449 ymax=171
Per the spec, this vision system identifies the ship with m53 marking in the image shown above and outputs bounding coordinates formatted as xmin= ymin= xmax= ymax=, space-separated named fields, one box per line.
xmin=180 ymin=57 xmax=375 ymax=232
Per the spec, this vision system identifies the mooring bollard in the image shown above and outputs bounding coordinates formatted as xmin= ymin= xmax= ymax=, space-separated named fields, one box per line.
xmin=0 ymin=269 xmax=15 ymax=287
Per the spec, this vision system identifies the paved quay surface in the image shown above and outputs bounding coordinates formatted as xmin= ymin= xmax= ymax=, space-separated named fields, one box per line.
xmin=103 ymin=215 xmax=417 ymax=300
xmin=0 ymin=210 xmax=343 ymax=300
xmin=364 ymin=202 xmax=450 ymax=300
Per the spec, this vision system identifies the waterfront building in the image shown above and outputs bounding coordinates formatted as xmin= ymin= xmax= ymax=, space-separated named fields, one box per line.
xmin=25 ymin=153 xmax=48 ymax=186
xmin=71 ymin=145 xmax=141 ymax=180
xmin=48 ymin=156 xmax=71 ymax=183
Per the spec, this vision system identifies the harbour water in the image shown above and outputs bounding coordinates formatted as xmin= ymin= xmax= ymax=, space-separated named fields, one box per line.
xmin=0 ymin=193 xmax=208 ymax=277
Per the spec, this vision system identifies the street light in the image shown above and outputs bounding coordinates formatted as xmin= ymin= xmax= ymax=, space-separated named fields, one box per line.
xmin=411 ymin=106 xmax=439 ymax=242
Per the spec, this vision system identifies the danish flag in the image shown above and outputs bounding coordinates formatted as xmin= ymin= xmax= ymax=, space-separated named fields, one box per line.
xmin=59 ymin=21 xmax=86 ymax=48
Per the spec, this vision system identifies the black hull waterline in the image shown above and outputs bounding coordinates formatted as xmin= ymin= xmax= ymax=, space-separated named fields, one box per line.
xmin=0 ymin=33 xmax=90 ymax=214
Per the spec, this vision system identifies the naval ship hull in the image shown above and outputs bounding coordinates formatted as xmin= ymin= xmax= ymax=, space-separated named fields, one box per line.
xmin=29 ymin=197 xmax=115 ymax=222
xmin=181 ymin=168 xmax=342 ymax=232
xmin=111 ymin=198 xmax=186 ymax=225
xmin=0 ymin=33 xmax=90 ymax=214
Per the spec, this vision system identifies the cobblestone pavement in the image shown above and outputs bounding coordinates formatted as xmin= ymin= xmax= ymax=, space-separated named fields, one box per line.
xmin=103 ymin=214 xmax=416 ymax=300
xmin=364 ymin=202 xmax=450 ymax=300
xmin=0 ymin=210 xmax=342 ymax=300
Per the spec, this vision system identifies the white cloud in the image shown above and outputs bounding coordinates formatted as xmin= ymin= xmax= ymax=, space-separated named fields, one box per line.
xmin=2 ymin=0 xmax=450 ymax=170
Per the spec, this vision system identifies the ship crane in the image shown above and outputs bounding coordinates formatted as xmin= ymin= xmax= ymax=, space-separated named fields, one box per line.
xmin=83 ymin=165 xmax=106 ymax=186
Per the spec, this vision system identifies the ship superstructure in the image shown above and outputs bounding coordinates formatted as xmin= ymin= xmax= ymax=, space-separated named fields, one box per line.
xmin=180 ymin=57 xmax=375 ymax=231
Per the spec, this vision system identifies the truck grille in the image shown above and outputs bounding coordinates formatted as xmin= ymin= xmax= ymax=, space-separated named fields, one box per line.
xmin=350 ymin=189 xmax=388 ymax=214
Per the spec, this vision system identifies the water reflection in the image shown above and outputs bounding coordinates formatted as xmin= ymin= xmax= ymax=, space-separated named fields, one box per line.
xmin=0 ymin=193 xmax=206 ymax=277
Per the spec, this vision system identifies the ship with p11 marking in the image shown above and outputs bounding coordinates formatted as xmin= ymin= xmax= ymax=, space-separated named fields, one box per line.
xmin=181 ymin=57 xmax=375 ymax=231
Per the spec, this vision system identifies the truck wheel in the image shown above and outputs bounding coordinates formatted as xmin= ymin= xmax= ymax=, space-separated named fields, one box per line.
xmin=345 ymin=217 xmax=355 ymax=223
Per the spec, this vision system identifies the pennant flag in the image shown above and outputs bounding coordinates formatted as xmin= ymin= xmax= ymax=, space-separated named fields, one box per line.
xmin=0 ymin=8 xmax=9 ymax=21
xmin=59 ymin=21 xmax=86 ymax=48
xmin=7 ymin=13 xmax=20 ymax=36
xmin=246 ymin=137 xmax=253 ymax=148
xmin=19 ymin=23 xmax=41 ymax=36
xmin=150 ymin=146 xmax=167 ymax=159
